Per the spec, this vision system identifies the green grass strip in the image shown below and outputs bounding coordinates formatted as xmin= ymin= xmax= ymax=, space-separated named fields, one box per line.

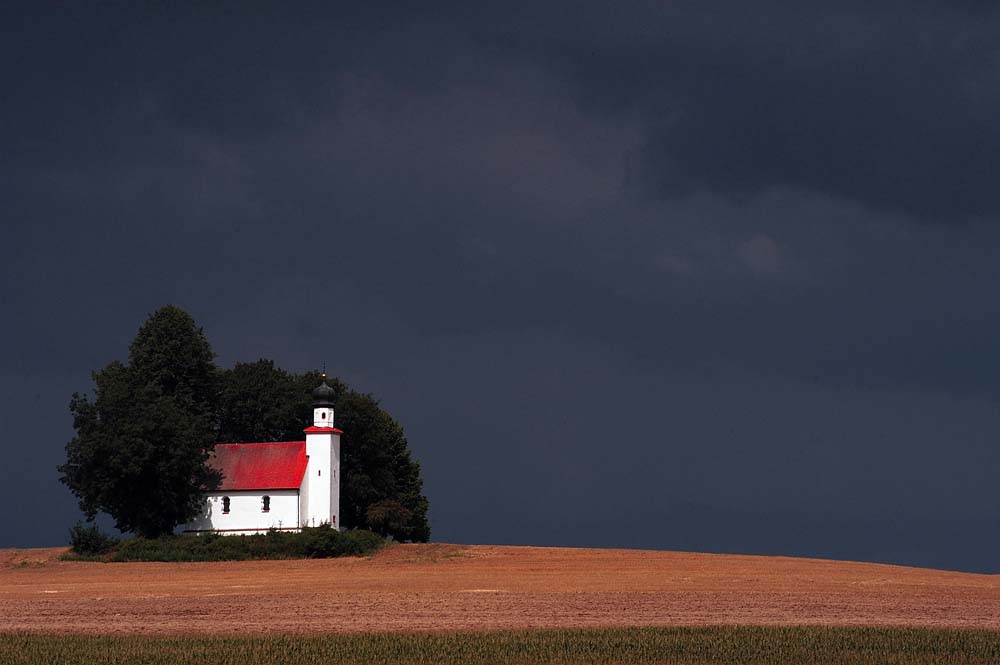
xmin=3 ymin=626 xmax=1000 ymax=665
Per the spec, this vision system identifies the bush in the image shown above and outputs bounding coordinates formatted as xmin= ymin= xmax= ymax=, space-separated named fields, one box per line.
xmin=366 ymin=500 xmax=413 ymax=540
xmin=69 ymin=522 xmax=118 ymax=555
xmin=298 ymin=524 xmax=385 ymax=558
xmin=104 ymin=526 xmax=385 ymax=562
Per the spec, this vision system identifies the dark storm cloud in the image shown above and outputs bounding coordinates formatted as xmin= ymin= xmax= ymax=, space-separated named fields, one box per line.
xmin=7 ymin=2 xmax=999 ymax=218
xmin=447 ymin=2 xmax=1000 ymax=221
xmin=2 ymin=2 xmax=1000 ymax=571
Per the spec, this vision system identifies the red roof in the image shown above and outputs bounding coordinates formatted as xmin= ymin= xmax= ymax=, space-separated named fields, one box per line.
xmin=303 ymin=426 xmax=343 ymax=434
xmin=210 ymin=441 xmax=308 ymax=491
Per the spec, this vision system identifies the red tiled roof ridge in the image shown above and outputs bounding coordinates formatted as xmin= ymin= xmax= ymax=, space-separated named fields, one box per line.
xmin=209 ymin=440 xmax=309 ymax=491
xmin=216 ymin=440 xmax=306 ymax=447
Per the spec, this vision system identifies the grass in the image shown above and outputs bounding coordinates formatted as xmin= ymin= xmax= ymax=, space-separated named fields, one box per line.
xmin=63 ymin=525 xmax=385 ymax=562
xmin=3 ymin=626 xmax=999 ymax=664
xmin=13 ymin=560 xmax=46 ymax=569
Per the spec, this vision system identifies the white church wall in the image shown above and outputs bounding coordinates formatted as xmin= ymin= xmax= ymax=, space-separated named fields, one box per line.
xmin=303 ymin=422 xmax=342 ymax=528
xmin=304 ymin=431 xmax=331 ymax=527
xmin=298 ymin=472 xmax=310 ymax=529
xmin=314 ymin=406 xmax=334 ymax=428
xmin=331 ymin=434 xmax=341 ymax=528
xmin=183 ymin=490 xmax=299 ymax=534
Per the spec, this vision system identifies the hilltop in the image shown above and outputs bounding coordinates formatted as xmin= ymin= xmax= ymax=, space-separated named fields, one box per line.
xmin=1 ymin=544 xmax=997 ymax=634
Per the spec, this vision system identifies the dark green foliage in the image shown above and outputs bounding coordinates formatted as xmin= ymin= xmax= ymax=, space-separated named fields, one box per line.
xmin=336 ymin=389 xmax=430 ymax=542
xmin=58 ymin=306 xmax=221 ymax=538
xmin=216 ymin=363 xmax=430 ymax=542
xmin=5 ymin=627 xmax=1000 ymax=665
xmin=64 ymin=526 xmax=384 ymax=562
xmin=216 ymin=360 xmax=335 ymax=443
xmin=366 ymin=499 xmax=413 ymax=539
xmin=68 ymin=522 xmax=118 ymax=555
xmin=127 ymin=306 xmax=217 ymax=419
xmin=294 ymin=524 xmax=385 ymax=559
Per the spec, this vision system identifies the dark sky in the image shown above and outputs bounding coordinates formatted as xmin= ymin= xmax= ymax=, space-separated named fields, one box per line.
xmin=3 ymin=2 xmax=1000 ymax=572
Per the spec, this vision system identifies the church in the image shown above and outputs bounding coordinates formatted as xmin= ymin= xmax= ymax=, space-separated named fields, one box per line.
xmin=182 ymin=376 xmax=342 ymax=535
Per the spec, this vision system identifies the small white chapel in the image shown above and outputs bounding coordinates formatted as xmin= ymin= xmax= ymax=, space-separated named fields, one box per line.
xmin=182 ymin=376 xmax=342 ymax=535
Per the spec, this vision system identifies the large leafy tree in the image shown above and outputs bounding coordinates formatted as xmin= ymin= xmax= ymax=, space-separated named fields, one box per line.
xmin=336 ymin=388 xmax=430 ymax=542
xmin=216 ymin=360 xmax=318 ymax=443
xmin=217 ymin=361 xmax=430 ymax=541
xmin=58 ymin=306 xmax=221 ymax=537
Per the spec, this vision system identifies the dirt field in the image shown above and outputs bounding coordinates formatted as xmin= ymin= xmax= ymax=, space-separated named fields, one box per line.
xmin=1 ymin=544 xmax=998 ymax=635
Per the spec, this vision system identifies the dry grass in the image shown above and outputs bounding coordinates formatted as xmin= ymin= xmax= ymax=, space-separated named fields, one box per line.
xmin=1 ymin=544 xmax=998 ymax=635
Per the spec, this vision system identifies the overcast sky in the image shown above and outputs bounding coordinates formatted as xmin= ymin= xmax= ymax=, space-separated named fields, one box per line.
xmin=3 ymin=2 xmax=1000 ymax=572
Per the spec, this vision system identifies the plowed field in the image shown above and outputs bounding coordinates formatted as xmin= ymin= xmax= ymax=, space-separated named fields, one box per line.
xmin=1 ymin=544 xmax=997 ymax=635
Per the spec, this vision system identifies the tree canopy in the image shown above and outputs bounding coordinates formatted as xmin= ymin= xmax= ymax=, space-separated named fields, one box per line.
xmin=58 ymin=306 xmax=221 ymax=537
xmin=60 ymin=306 xmax=431 ymax=541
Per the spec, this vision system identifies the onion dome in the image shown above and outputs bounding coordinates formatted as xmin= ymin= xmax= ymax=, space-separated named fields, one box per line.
xmin=312 ymin=374 xmax=336 ymax=407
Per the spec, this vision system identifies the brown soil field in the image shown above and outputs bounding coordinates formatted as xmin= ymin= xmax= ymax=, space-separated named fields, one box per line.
xmin=1 ymin=544 xmax=998 ymax=635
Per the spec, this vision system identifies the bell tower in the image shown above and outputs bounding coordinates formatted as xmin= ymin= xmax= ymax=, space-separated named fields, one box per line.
xmin=302 ymin=373 xmax=343 ymax=528
xmin=313 ymin=376 xmax=335 ymax=427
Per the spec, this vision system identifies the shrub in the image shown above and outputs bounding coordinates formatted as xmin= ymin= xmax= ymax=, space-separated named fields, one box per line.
xmin=299 ymin=524 xmax=385 ymax=558
xmin=366 ymin=500 xmax=413 ymax=540
xmin=68 ymin=522 xmax=118 ymax=555
xmin=105 ymin=527 xmax=385 ymax=562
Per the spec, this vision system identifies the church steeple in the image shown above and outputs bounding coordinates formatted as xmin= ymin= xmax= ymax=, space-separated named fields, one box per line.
xmin=304 ymin=371 xmax=342 ymax=528
xmin=312 ymin=373 xmax=336 ymax=427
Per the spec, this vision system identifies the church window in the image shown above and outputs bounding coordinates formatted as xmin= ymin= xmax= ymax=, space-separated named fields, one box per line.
xmin=318 ymin=469 xmax=321 ymax=476
xmin=222 ymin=496 xmax=230 ymax=514
xmin=321 ymin=411 xmax=326 ymax=420
xmin=262 ymin=495 xmax=270 ymax=512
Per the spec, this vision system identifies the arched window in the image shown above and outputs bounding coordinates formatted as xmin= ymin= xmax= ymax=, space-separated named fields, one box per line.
xmin=222 ymin=496 xmax=230 ymax=514
xmin=262 ymin=495 xmax=270 ymax=513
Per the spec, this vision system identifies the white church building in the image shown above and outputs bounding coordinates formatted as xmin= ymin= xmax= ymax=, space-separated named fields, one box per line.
xmin=182 ymin=376 xmax=342 ymax=534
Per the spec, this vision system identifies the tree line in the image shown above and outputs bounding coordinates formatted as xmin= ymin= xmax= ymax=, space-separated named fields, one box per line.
xmin=58 ymin=305 xmax=430 ymax=541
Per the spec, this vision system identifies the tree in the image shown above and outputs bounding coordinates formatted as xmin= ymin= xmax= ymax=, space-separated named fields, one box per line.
xmin=366 ymin=500 xmax=412 ymax=539
xmin=216 ymin=363 xmax=431 ymax=541
xmin=58 ymin=306 xmax=221 ymax=537
xmin=216 ymin=360 xmax=319 ymax=443
xmin=336 ymin=389 xmax=430 ymax=542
